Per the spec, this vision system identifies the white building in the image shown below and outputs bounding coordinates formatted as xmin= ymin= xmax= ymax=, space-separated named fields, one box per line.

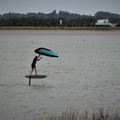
xmin=95 ymin=19 xmax=109 ymax=26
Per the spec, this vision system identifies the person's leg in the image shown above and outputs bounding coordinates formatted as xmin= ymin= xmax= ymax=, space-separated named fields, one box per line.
xmin=35 ymin=67 xmax=37 ymax=76
xmin=30 ymin=68 xmax=33 ymax=76
xmin=30 ymin=64 xmax=36 ymax=76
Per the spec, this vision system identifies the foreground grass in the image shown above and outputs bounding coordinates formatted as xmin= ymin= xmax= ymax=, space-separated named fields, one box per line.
xmin=47 ymin=109 xmax=120 ymax=120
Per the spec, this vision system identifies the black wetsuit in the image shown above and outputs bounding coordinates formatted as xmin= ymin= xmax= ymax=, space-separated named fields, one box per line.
xmin=31 ymin=56 xmax=37 ymax=69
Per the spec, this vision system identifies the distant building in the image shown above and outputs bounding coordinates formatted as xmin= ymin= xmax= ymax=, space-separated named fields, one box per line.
xmin=95 ymin=19 xmax=117 ymax=30
xmin=95 ymin=19 xmax=109 ymax=26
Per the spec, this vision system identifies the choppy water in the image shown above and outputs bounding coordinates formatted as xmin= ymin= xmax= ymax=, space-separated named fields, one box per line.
xmin=0 ymin=33 xmax=120 ymax=120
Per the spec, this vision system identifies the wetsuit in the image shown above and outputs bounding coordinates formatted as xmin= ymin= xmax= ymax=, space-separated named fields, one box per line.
xmin=31 ymin=56 xmax=37 ymax=69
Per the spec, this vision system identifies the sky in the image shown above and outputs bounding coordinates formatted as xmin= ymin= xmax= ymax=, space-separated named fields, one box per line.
xmin=0 ymin=0 xmax=120 ymax=15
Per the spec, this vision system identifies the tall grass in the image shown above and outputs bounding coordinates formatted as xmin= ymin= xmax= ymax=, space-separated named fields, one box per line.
xmin=47 ymin=109 xmax=120 ymax=120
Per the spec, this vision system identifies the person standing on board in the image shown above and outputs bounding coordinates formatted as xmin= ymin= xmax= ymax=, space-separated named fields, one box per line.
xmin=30 ymin=54 xmax=42 ymax=76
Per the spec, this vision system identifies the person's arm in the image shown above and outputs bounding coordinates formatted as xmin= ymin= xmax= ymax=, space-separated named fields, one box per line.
xmin=37 ymin=56 xmax=42 ymax=61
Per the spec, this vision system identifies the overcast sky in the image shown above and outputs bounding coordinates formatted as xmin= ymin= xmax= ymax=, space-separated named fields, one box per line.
xmin=0 ymin=0 xmax=120 ymax=15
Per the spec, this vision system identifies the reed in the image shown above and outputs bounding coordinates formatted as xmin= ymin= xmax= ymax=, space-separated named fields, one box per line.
xmin=47 ymin=109 xmax=120 ymax=120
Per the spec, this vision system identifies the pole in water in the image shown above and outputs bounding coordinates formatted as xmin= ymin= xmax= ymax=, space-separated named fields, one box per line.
xmin=29 ymin=77 xmax=31 ymax=85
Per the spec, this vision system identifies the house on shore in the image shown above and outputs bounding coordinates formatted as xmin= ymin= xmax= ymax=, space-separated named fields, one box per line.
xmin=95 ymin=19 xmax=117 ymax=30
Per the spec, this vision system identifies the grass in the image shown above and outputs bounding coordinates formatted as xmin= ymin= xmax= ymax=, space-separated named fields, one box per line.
xmin=0 ymin=26 xmax=97 ymax=30
xmin=46 ymin=109 xmax=120 ymax=120
xmin=0 ymin=26 xmax=120 ymax=30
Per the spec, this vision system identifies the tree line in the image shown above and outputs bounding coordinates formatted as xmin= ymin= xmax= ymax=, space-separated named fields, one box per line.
xmin=0 ymin=11 xmax=120 ymax=27
xmin=0 ymin=17 xmax=96 ymax=27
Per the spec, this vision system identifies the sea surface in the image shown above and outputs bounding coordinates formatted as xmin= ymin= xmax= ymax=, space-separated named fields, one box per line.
xmin=0 ymin=30 xmax=120 ymax=120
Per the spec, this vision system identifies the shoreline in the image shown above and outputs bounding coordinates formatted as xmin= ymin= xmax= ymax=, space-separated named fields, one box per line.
xmin=0 ymin=26 xmax=120 ymax=30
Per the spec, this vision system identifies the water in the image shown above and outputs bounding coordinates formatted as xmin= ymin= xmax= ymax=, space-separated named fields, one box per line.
xmin=0 ymin=32 xmax=120 ymax=120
